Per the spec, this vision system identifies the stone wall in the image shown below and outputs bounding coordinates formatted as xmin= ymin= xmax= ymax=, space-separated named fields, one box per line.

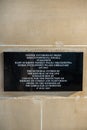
xmin=0 ymin=0 xmax=87 ymax=130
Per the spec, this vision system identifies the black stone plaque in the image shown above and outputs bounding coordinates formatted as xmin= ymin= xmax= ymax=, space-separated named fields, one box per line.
xmin=4 ymin=52 xmax=83 ymax=91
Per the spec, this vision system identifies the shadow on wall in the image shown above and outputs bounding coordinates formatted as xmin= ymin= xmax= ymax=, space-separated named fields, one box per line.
xmin=0 ymin=91 xmax=79 ymax=98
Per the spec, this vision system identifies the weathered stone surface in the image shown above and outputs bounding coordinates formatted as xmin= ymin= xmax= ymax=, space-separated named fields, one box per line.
xmin=0 ymin=98 xmax=41 ymax=130
xmin=0 ymin=0 xmax=87 ymax=130
xmin=0 ymin=0 xmax=87 ymax=45
xmin=43 ymin=97 xmax=87 ymax=130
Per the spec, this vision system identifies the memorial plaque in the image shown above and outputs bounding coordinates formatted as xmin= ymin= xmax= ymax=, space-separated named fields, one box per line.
xmin=4 ymin=52 xmax=83 ymax=91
